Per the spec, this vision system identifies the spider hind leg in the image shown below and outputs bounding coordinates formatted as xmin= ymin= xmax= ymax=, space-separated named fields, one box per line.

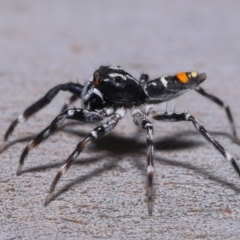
xmin=195 ymin=87 xmax=238 ymax=138
xmin=150 ymin=110 xmax=240 ymax=176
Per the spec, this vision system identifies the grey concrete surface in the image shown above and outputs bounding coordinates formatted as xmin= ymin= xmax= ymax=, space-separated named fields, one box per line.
xmin=1 ymin=1 xmax=240 ymax=239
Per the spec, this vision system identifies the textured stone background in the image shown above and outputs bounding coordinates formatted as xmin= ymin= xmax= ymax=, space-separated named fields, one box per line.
xmin=1 ymin=1 xmax=240 ymax=239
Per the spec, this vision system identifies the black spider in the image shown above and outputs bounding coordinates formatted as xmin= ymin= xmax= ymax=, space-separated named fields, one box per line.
xmin=1 ymin=65 xmax=239 ymax=214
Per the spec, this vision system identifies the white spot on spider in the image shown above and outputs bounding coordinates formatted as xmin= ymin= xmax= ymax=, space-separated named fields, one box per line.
xmin=108 ymin=73 xmax=127 ymax=81
xmin=145 ymin=122 xmax=153 ymax=128
xmin=116 ymin=108 xmax=126 ymax=118
xmin=149 ymin=82 xmax=157 ymax=86
xmin=56 ymin=116 xmax=65 ymax=127
xmin=28 ymin=140 xmax=34 ymax=149
xmin=190 ymin=72 xmax=198 ymax=77
xmin=225 ymin=151 xmax=233 ymax=162
xmin=43 ymin=129 xmax=50 ymax=139
xmin=104 ymin=107 xmax=114 ymax=116
xmin=18 ymin=114 xmax=26 ymax=123
xmin=68 ymin=110 xmax=75 ymax=116
xmin=147 ymin=165 xmax=154 ymax=174
xmin=60 ymin=163 xmax=67 ymax=174
xmin=73 ymin=152 xmax=79 ymax=159
xmin=108 ymin=66 xmax=123 ymax=70
xmin=102 ymin=123 xmax=109 ymax=129
xmin=160 ymin=77 xmax=168 ymax=87
xmin=83 ymin=88 xmax=94 ymax=103
xmin=185 ymin=113 xmax=191 ymax=120
xmin=93 ymin=88 xmax=103 ymax=100
xmin=126 ymin=74 xmax=135 ymax=80
xmin=91 ymin=130 xmax=98 ymax=138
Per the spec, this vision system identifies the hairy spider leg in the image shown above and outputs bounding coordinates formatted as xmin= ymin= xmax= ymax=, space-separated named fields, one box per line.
xmin=195 ymin=86 xmax=237 ymax=137
xmin=0 ymin=83 xmax=84 ymax=152
xmin=44 ymin=108 xmax=126 ymax=206
xmin=132 ymin=109 xmax=154 ymax=215
xmin=17 ymin=107 xmax=115 ymax=175
xmin=148 ymin=110 xmax=240 ymax=176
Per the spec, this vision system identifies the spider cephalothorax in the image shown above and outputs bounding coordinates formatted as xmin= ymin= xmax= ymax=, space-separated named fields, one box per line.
xmin=1 ymin=65 xmax=239 ymax=215
xmin=83 ymin=65 xmax=147 ymax=109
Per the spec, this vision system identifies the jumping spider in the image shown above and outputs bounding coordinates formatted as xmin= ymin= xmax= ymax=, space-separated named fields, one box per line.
xmin=1 ymin=65 xmax=239 ymax=214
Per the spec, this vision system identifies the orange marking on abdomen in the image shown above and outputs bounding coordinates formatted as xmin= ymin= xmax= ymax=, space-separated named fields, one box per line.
xmin=176 ymin=72 xmax=189 ymax=83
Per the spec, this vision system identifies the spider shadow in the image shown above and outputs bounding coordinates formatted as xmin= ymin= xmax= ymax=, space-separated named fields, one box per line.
xmin=4 ymin=123 xmax=240 ymax=201
xmin=45 ymin=130 xmax=240 ymax=202
xmin=3 ymin=135 xmax=37 ymax=152
xmin=49 ymin=157 xmax=121 ymax=203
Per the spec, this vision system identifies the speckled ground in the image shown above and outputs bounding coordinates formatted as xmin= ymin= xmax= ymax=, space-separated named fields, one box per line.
xmin=1 ymin=1 xmax=240 ymax=239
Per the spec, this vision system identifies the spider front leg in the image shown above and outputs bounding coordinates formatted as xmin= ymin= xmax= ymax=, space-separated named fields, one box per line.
xmin=17 ymin=107 xmax=115 ymax=175
xmin=0 ymin=83 xmax=84 ymax=153
xmin=195 ymin=87 xmax=237 ymax=138
xmin=45 ymin=108 xmax=126 ymax=206
xmin=132 ymin=109 xmax=154 ymax=213
xmin=149 ymin=110 xmax=240 ymax=176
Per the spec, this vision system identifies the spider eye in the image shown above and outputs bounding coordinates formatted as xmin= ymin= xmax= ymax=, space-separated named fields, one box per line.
xmin=115 ymin=76 xmax=122 ymax=82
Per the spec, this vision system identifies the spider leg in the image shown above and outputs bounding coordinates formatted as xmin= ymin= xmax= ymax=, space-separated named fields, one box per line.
xmin=149 ymin=110 xmax=240 ymax=176
xmin=44 ymin=108 xmax=126 ymax=206
xmin=60 ymin=94 xmax=79 ymax=113
xmin=195 ymin=87 xmax=237 ymax=137
xmin=132 ymin=109 xmax=154 ymax=205
xmin=17 ymin=107 xmax=115 ymax=175
xmin=0 ymin=83 xmax=84 ymax=152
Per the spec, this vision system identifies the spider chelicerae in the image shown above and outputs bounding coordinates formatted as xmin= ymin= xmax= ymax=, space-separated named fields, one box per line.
xmin=1 ymin=65 xmax=239 ymax=214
